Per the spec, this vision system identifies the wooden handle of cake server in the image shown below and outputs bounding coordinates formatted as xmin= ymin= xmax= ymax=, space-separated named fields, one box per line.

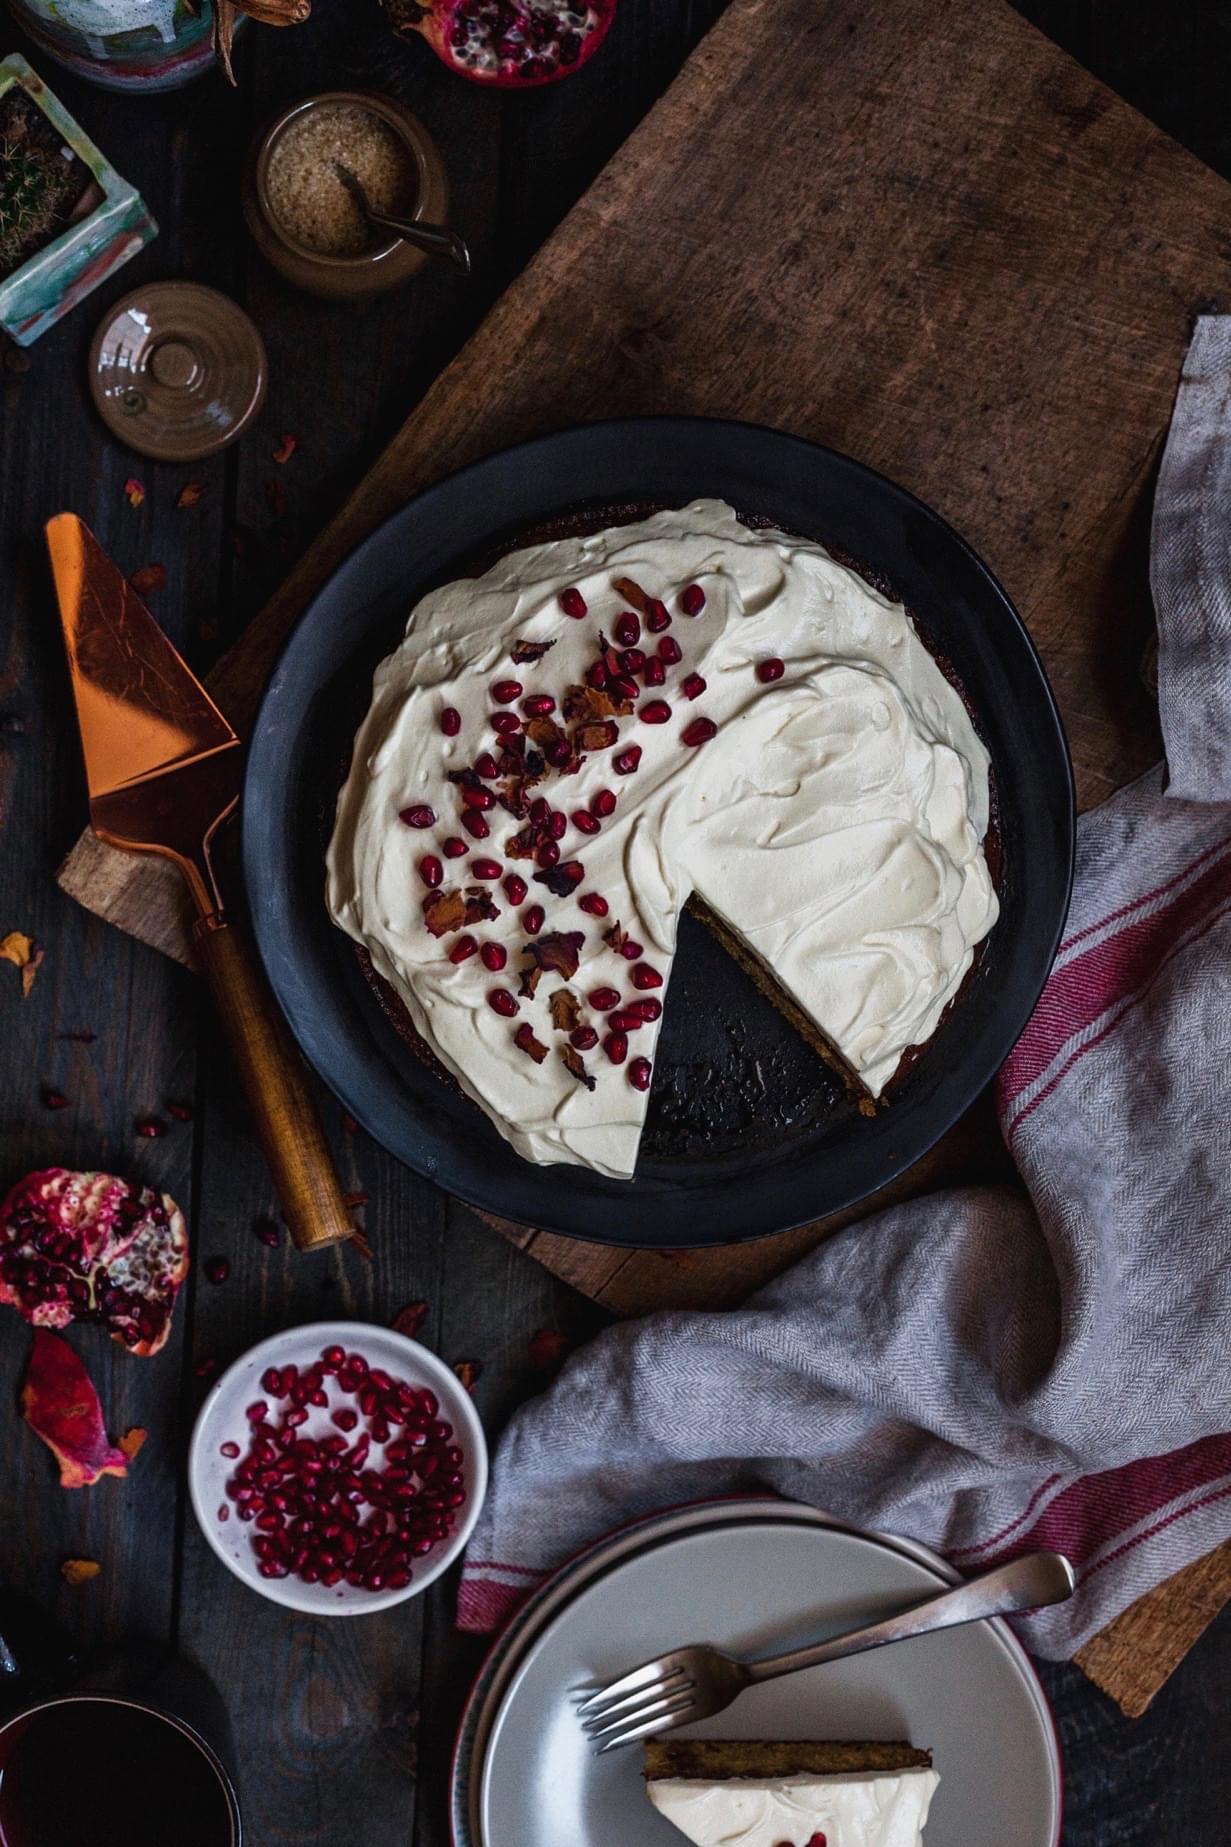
xmin=191 ymin=913 xmax=356 ymax=1252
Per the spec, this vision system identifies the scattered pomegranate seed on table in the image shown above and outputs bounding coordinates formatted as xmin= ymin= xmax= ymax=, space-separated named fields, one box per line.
xmin=166 ymin=1100 xmax=194 ymax=1122
xmin=756 ymin=657 xmax=786 ymax=682
xmin=679 ymin=583 xmax=706 ymax=615
xmin=205 ymin=1257 xmax=231 ymax=1285
xmin=559 ymin=588 xmax=587 ymax=618
xmin=222 ymin=1345 xmax=466 ymax=1592
xmin=440 ymin=706 xmax=461 ymax=736
xmin=399 ymin=804 xmax=436 ymax=828
xmin=134 ymin=1114 xmax=166 ymax=1138
xmin=42 ymin=1090 xmax=69 ymax=1110
xmin=254 ymin=1220 xmax=282 ymax=1248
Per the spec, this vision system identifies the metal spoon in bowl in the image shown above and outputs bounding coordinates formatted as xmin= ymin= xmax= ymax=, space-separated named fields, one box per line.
xmin=332 ymin=160 xmax=471 ymax=274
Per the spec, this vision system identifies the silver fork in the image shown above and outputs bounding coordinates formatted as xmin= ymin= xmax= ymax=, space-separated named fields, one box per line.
xmin=576 ymin=1550 xmax=1074 ymax=1751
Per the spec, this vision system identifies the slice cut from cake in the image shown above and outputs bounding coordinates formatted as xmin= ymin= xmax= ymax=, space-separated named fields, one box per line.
xmin=327 ymin=500 xmax=998 ymax=1178
xmin=643 ymin=1739 xmax=939 ymax=1847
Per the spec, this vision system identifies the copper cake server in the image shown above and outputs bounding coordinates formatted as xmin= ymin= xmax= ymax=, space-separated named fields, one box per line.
xmin=46 ymin=512 xmax=354 ymax=1254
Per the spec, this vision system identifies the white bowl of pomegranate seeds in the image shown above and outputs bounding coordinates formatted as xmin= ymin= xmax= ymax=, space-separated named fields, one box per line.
xmin=188 ymin=1320 xmax=487 ymax=1614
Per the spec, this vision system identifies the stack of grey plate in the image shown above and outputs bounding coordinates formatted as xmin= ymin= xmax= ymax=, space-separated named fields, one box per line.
xmin=451 ymin=1497 xmax=1061 ymax=1847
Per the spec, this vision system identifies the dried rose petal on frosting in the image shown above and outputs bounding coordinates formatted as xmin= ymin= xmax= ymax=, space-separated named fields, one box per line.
xmin=0 ymin=1167 xmax=188 ymax=1356
xmin=21 ymin=1330 xmax=128 ymax=1489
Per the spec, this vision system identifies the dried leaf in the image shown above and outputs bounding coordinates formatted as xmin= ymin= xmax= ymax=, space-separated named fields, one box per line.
xmin=272 ymin=432 xmax=298 ymax=464
xmin=604 ymin=922 xmax=629 ymax=953
xmin=61 ymin=1558 xmax=101 ymax=1586
xmin=563 ymin=684 xmax=621 ymax=725
xmin=118 ymin=1427 xmax=148 ymax=1461
xmin=343 ymin=1190 xmax=369 ymax=1210
xmin=129 ymin=563 xmax=167 ymax=598
xmin=549 ymin=988 xmax=582 ymax=1033
xmin=560 ymin=1045 xmax=596 ymax=1091
xmin=175 ymin=479 xmax=205 ymax=509
xmin=123 ymin=477 xmax=145 ymax=509
xmin=522 ymin=931 xmax=584 ymax=983
xmin=528 ymin=1327 xmax=570 ymax=1373
xmin=392 ymin=1300 xmax=428 ymax=1340
xmin=511 ymin=638 xmax=556 ymax=665
xmin=452 ymin=1359 xmax=482 ymax=1392
xmin=21 ymin=1331 xmax=128 ymax=1489
xmin=1 ymin=931 xmax=43 ymax=996
xmin=212 ymin=0 xmax=237 ymax=82
xmin=514 ymin=1025 xmax=549 ymax=1064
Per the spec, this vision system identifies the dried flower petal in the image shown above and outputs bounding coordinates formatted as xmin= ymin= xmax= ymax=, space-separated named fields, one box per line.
xmin=392 ymin=1299 xmax=428 ymax=1339
xmin=129 ymin=564 xmax=167 ymax=598
xmin=1 ymin=931 xmax=44 ymax=996
xmin=123 ymin=478 xmax=145 ymax=509
xmin=175 ymin=479 xmax=205 ymax=509
xmin=560 ymin=1044 xmax=596 ymax=1090
xmin=118 ymin=1426 xmax=148 ymax=1460
xmin=61 ymin=1557 xmax=101 ymax=1585
xmin=511 ymin=638 xmax=556 ymax=665
xmin=452 ymin=1358 xmax=482 ymax=1392
xmin=21 ymin=1331 xmax=128 ymax=1489
xmin=272 ymin=432 xmax=298 ymax=464
xmin=549 ymin=988 xmax=582 ymax=1033
xmin=528 ymin=1327 xmax=570 ymax=1373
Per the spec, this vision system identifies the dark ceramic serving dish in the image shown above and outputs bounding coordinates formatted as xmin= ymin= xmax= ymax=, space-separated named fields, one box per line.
xmin=242 ymin=418 xmax=1074 ymax=1246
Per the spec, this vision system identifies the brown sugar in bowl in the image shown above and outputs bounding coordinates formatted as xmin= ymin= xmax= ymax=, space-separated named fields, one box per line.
xmin=242 ymin=91 xmax=449 ymax=302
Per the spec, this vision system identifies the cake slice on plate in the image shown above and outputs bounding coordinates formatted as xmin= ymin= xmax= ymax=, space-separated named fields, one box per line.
xmin=643 ymin=1739 xmax=939 ymax=1846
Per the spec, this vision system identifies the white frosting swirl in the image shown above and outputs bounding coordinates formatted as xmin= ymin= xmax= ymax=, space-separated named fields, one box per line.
xmin=646 ymin=1768 xmax=940 ymax=1847
xmin=325 ymin=501 xmax=998 ymax=1178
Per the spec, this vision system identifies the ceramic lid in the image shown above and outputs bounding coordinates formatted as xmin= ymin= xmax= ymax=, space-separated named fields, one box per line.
xmin=89 ymin=281 xmax=268 ymax=461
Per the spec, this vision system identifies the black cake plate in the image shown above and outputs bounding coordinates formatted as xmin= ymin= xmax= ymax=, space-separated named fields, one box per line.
xmin=242 ymin=418 xmax=1074 ymax=1246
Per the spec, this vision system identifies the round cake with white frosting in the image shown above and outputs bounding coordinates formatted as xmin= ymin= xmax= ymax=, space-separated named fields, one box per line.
xmin=325 ymin=500 xmax=999 ymax=1180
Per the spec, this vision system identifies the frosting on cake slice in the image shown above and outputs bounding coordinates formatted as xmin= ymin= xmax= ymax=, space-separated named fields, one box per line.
xmin=326 ymin=501 xmax=998 ymax=1178
xmin=644 ymin=1741 xmax=938 ymax=1847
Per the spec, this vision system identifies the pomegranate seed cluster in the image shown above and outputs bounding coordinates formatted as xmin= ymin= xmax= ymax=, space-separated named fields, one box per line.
xmin=221 ymin=1346 xmax=466 ymax=1593
xmin=396 ymin=572 xmax=792 ymax=1099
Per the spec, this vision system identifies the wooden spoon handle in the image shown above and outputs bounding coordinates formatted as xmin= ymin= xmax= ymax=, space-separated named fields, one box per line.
xmin=191 ymin=913 xmax=355 ymax=1252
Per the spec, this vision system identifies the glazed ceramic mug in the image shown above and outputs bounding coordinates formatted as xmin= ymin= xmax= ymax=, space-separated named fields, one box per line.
xmin=0 ymin=1593 xmax=241 ymax=1846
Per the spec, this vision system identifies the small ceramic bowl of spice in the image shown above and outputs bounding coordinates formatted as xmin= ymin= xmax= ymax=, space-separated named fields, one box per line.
xmin=243 ymin=91 xmax=449 ymax=301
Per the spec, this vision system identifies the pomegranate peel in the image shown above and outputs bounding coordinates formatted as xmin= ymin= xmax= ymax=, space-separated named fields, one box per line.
xmin=0 ymin=1168 xmax=188 ymax=1356
xmin=22 ymin=1330 xmax=128 ymax=1488
xmin=384 ymin=0 xmax=617 ymax=89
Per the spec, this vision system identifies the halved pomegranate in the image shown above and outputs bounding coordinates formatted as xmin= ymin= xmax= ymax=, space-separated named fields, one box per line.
xmin=385 ymin=0 xmax=618 ymax=88
xmin=0 ymin=1168 xmax=189 ymax=1357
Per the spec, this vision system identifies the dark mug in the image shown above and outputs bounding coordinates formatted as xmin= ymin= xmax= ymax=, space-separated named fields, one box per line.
xmin=0 ymin=1592 xmax=241 ymax=1847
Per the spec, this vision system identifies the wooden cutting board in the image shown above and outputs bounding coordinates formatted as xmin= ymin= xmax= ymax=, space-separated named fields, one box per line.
xmin=57 ymin=0 xmax=1231 ymax=1709
xmin=62 ymin=0 xmax=1231 ymax=1309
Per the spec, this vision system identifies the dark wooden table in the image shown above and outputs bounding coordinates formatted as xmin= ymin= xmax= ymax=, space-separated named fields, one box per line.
xmin=0 ymin=2 xmax=1228 ymax=1842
